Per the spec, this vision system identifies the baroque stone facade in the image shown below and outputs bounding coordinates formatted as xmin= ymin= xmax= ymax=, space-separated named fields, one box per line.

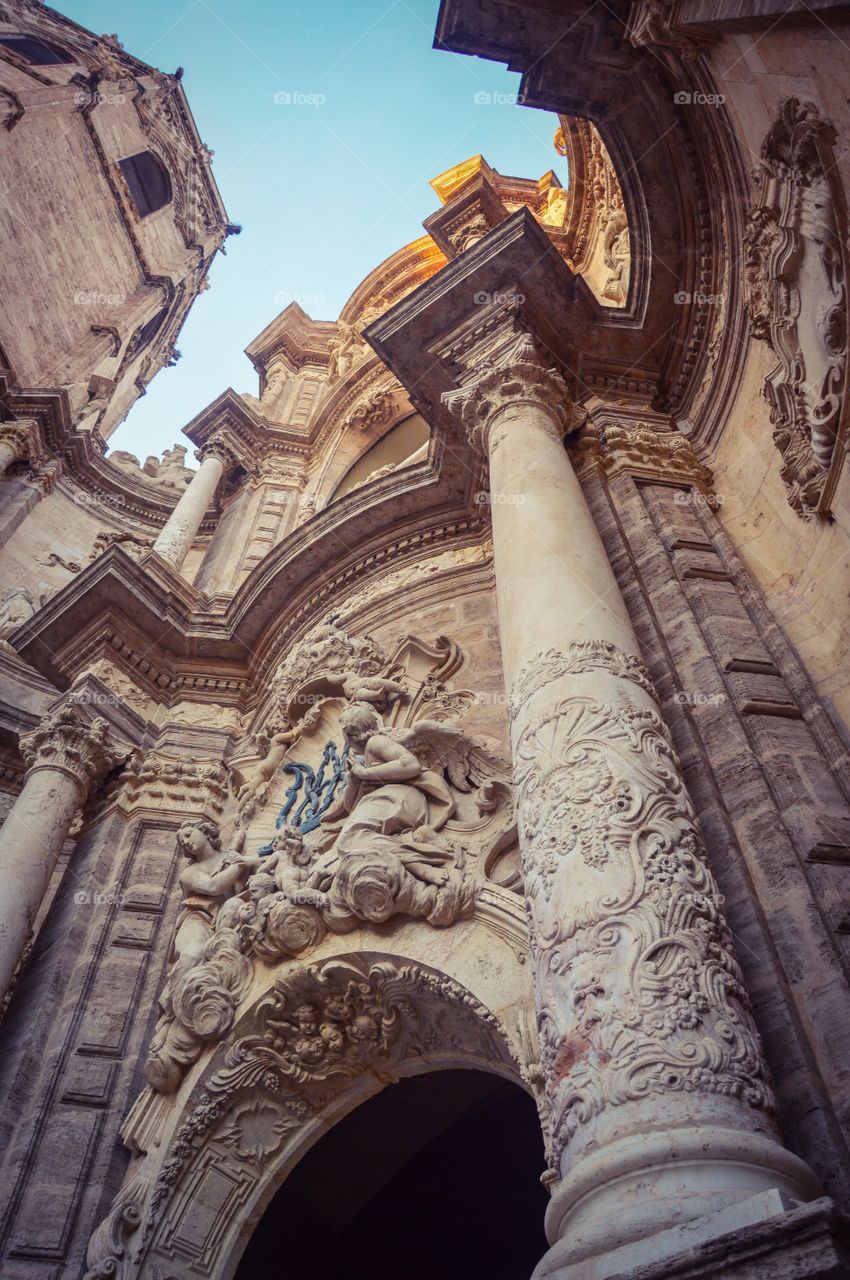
xmin=1 ymin=1 xmax=850 ymax=1278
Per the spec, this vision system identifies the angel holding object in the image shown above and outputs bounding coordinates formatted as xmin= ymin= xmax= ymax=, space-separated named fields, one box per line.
xmin=325 ymin=701 xmax=464 ymax=890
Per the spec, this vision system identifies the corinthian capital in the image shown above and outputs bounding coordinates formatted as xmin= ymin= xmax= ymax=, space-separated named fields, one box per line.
xmin=0 ymin=418 xmax=38 ymax=462
xmin=20 ymin=703 xmax=121 ymax=798
xmin=195 ymin=436 xmax=238 ymax=469
xmin=443 ymin=332 xmax=584 ymax=455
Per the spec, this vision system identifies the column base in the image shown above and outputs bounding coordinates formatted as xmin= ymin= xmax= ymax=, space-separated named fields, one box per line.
xmin=533 ymin=1191 xmax=850 ymax=1280
xmin=537 ymin=1126 xmax=820 ymax=1276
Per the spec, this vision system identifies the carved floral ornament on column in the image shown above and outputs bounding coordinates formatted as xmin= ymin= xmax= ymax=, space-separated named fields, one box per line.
xmin=743 ymin=97 xmax=848 ymax=519
xmin=508 ymin=640 xmax=774 ymax=1167
xmin=142 ymin=620 xmax=516 ymax=1094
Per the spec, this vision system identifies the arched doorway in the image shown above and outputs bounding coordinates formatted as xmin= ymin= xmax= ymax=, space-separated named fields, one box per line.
xmin=235 ymin=1068 xmax=548 ymax=1280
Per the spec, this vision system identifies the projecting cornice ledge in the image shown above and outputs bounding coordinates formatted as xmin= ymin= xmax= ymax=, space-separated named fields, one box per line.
xmin=9 ymin=444 xmax=485 ymax=692
xmin=363 ymin=207 xmax=662 ymax=414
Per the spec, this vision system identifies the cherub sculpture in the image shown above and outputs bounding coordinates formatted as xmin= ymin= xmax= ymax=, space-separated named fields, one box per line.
xmin=262 ymin=823 xmax=333 ymax=911
xmin=232 ymin=705 xmax=322 ymax=813
xmin=313 ymin=702 xmax=477 ymax=928
xmin=339 ymin=670 xmax=405 ymax=708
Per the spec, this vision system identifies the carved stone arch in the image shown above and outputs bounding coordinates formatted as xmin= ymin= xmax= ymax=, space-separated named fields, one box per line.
xmin=88 ymin=950 xmax=540 ymax=1280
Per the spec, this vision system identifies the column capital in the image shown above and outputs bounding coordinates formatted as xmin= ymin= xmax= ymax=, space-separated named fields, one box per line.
xmin=571 ymin=402 xmax=716 ymax=501
xmin=195 ymin=436 xmax=238 ymax=470
xmin=19 ymin=702 xmax=121 ymax=799
xmin=256 ymin=453 xmax=308 ymax=489
xmin=0 ymin=417 xmax=39 ymax=462
xmin=443 ymin=331 xmax=584 ymax=455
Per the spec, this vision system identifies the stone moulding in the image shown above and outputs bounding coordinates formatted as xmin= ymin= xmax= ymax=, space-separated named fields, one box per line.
xmin=743 ymin=98 xmax=849 ymax=519
xmin=91 ymin=952 xmax=529 ymax=1280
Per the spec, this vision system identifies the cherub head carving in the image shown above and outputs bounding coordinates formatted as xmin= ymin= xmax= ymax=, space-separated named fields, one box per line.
xmin=339 ymin=702 xmax=381 ymax=752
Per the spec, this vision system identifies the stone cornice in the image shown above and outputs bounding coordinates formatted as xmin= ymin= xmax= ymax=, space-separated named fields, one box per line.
xmin=432 ymin=0 xmax=752 ymax=455
xmin=0 ymin=383 xmax=223 ymax=536
xmin=364 ymin=208 xmax=656 ymax=432
xmin=9 ymin=435 xmax=487 ymax=699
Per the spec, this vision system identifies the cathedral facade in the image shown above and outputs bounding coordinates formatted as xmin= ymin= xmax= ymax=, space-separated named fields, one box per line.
xmin=1 ymin=0 xmax=850 ymax=1277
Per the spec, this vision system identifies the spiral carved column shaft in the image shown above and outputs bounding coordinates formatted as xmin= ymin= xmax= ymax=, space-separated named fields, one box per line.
xmin=446 ymin=336 xmax=819 ymax=1276
xmin=0 ymin=705 xmax=119 ymax=1001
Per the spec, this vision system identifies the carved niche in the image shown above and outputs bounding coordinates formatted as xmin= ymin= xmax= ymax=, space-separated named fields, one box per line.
xmin=743 ymin=98 xmax=848 ymax=518
xmin=142 ymin=622 xmax=515 ymax=1093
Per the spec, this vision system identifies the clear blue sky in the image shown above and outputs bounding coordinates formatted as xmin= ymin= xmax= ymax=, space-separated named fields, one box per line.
xmin=62 ymin=0 xmax=566 ymax=461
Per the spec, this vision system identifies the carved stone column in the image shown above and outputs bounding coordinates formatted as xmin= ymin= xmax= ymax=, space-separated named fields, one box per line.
xmin=0 ymin=418 xmax=36 ymax=476
xmin=152 ymin=441 xmax=230 ymax=569
xmin=0 ymin=703 xmax=120 ymax=1000
xmin=446 ymin=333 xmax=819 ymax=1277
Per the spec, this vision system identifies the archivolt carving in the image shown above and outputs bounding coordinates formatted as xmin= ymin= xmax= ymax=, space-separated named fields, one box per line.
xmin=514 ymin=692 xmax=775 ymax=1165
xmin=97 ymin=956 xmax=521 ymax=1279
xmin=744 ymin=98 xmax=848 ymax=518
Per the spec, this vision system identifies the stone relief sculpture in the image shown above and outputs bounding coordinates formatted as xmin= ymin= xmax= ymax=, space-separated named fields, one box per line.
xmin=744 ymin=98 xmax=848 ymax=518
xmin=109 ymin=444 xmax=194 ymax=490
xmin=104 ymin=955 xmax=515 ymax=1280
xmin=0 ymin=583 xmax=53 ymax=652
xmin=512 ymin=660 xmax=774 ymax=1165
xmin=144 ymin=821 xmax=259 ymax=1092
xmin=142 ymin=622 xmax=514 ymax=1092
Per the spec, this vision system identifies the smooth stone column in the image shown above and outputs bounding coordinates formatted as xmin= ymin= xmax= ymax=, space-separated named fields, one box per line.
xmin=0 ymin=419 xmax=36 ymax=476
xmin=152 ymin=443 xmax=228 ymax=569
xmin=446 ymin=333 xmax=819 ymax=1278
xmin=0 ymin=703 xmax=120 ymax=1000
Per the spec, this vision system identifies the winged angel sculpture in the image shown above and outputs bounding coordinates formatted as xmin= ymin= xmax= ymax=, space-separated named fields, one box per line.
xmin=144 ymin=627 xmax=514 ymax=1092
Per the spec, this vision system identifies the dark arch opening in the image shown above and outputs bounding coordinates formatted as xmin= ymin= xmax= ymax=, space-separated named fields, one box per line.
xmin=118 ymin=151 xmax=172 ymax=218
xmin=0 ymin=36 xmax=72 ymax=64
xmin=235 ymin=1068 xmax=549 ymax=1280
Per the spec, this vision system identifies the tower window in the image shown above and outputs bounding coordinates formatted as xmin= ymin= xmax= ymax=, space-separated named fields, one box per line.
xmin=118 ymin=151 xmax=172 ymax=218
xmin=0 ymin=36 xmax=72 ymax=65
xmin=127 ymin=307 xmax=168 ymax=358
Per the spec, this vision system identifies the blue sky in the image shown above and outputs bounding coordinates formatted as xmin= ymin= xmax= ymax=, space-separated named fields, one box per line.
xmin=62 ymin=0 xmax=566 ymax=461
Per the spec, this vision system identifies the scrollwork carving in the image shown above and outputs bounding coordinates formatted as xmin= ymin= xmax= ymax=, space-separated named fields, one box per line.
xmin=514 ymin=690 xmax=775 ymax=1166
xmin=508 ymin=640 xmax=654 ymax=721
xmin=744 ymin=99 xmax=848 ymax=518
